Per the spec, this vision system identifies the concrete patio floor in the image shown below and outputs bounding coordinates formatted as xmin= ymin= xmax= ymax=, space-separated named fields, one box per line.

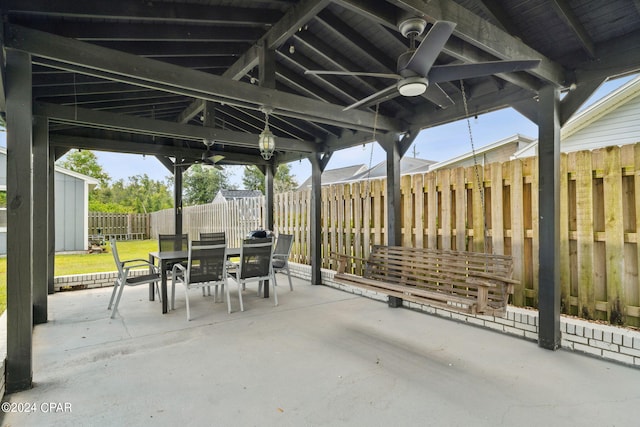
xmin=1 ymin=276 xmax=639 ymax=427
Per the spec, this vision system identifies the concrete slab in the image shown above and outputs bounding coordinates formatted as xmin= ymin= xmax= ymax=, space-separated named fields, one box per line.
xmin=1 ymin=278 xmax=639 ymax=426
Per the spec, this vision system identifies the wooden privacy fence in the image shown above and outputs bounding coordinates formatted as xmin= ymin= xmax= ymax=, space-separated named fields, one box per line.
xmin=275 ymin=143 xmax=640 ymax=328
xmin=88 ymin=212 xmax=149 ymax=240
xmin=150 ymin=197 xmax=264 ymax=248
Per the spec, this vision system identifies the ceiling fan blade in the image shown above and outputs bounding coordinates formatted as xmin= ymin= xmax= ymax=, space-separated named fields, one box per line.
xmin=428 ymin=60 xmax=541 ymax=83
xmin=343 ymin=84 xmax=399 ymax=111
xmin=305 ymin=70 xmax=402 ymax=80
xmin=422 ymin=83 xmax=454 ymax=109
xmin=404 ymin=21 xmax=456 ymax=76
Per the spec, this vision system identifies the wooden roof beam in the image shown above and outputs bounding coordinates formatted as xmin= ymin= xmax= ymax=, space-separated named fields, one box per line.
xmin=7 ymin=25 xmax=401 ymax=132
xmin=549 ymin=0 xmax=595 ymax=59
xmin=178 ymin=0 xmax=332 ymax=123
xmin=36 ymin=102 xmax=318 ymax=153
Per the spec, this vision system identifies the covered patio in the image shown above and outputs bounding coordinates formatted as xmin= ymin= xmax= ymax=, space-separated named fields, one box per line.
xmin=2 ymin=0 xmax=640 ymax=399
xmin=2 ymin=276 xmax=640 ymax=426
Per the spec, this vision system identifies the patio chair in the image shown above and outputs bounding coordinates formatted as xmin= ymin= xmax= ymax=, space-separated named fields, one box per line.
xmin=272 ymin=234 xmax=294 ymax=291
xmin=172 ymin=240 xmax=230 ymax=320
xmin=158 ymin=233 xmax=188 ymax=272
xmin=199 ymin=232 xmax=226 ymax=243
xmin=227 ymin=237 xmax=276 ymax=311
xmin=159 ymin=233 xmax=189 ymax=252
xmin=198 ymin=232 xmax=229 ymax=299
xmin=107 ymin=237 xmax=161 ymax=319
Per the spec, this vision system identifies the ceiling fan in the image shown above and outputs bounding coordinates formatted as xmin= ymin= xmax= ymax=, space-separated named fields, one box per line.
xmin=305 ymin=18 xmax=540 ymax=111
xmin=175 ymin=138 xmax=225 ymax=169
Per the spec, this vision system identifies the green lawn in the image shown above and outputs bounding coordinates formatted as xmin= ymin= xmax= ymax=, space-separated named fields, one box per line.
xmin=0 ymin=239 xmax=159 ymax=314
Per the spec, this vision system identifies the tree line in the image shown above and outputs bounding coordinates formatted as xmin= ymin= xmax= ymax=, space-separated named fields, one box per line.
xmin=58 ymin=150 xmax=298 ymax=213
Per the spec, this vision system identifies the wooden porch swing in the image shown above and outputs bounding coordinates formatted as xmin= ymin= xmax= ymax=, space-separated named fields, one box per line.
xmin=333 ymin=82 xmax=518 ymax=316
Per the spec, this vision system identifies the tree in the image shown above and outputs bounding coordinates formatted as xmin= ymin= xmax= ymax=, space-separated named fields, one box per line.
xmin=90 ymin=174 xmax=173 ymax=213
xmin=242 ymin=164 xmax=298 ymax=193
xmin=182 ymin=164 xmax=234 ymax=205
xmin=58 ymin=150 xmax=111 ymax=188
xmin=242 ymin=165 xmax=264 ymax=192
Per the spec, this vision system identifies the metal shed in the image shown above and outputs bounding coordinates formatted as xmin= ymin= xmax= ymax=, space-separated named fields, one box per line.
xmin=0 ymin=147 xmax=98 ymax=253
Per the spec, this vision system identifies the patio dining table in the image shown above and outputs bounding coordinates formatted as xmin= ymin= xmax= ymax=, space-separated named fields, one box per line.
xmin=148 ymin=247 xmax=269 ymax=313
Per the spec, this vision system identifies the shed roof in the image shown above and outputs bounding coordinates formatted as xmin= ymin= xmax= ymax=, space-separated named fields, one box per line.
xmin=297 ymin=164 xmax=367 ymax=189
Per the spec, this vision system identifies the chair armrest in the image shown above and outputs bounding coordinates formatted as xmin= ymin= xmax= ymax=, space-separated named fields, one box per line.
xmin=122 ymin=259 xmax=159 ymax=273
xmin=465 ymin=277 xmax=498 ymax=288
xmin=171 ymin=262 xmax=186 ymax=283
xmin=172 ymin=263 xmax=186 ymax=275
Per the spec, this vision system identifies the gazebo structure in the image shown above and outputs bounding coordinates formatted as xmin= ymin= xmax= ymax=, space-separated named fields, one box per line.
xmin=2 ymin=1 xmax=640 ymax=393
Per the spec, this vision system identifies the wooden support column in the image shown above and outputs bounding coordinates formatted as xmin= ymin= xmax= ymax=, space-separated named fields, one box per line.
xmin=264 ymin=163 xmax=275 ymax=231
xmin=538 ymin=84 xmax=562 ymax=350
xmin=258 ymin=41 xmax=276 ymax=90
xmin=6 ymin=48 xmax=34 ymax=392
xmin=309 ymin=154 xmax=323 ymax=285
xmin=379 ymin=134 xmax=402 ymax=246
xmin=32 ymin=115 xmax=49 ymax=324
xmin=379 ymin=133 xmax=403 ymax=307
xmin=48 ymin=147 xmax=55 ymax=294
xmin=173 ymin=164 xmax=183 ymax=235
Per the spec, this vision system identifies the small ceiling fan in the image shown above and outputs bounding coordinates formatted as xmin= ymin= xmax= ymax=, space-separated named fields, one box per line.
xmin=175 ymin=138 xmax=225 ymax=169
xmin=305 ymin=18 xmax=540 ymax=111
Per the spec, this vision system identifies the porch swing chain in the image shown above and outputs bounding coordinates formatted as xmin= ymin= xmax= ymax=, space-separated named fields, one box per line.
xmin=363 ymin=103 xmax=379 ymax=197
xmin=460 ymin=80 xmax=490 ymax=255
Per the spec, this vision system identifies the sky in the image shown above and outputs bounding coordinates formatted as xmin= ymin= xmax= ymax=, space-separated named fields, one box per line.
xmin=0 ymin=74 xmax=637 ymax=187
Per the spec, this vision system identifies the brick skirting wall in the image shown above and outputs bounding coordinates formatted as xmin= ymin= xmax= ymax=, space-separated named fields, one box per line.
xmin=53 ymin=270 xmax=147 ymax=291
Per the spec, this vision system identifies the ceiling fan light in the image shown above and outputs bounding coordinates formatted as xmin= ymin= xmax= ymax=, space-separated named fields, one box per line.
xmin=398 ymin=80 xmax=427 ymax=96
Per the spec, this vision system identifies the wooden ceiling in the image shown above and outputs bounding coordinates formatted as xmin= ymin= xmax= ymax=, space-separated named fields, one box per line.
xmin=2 ymin=0 xmax=640 ymax=168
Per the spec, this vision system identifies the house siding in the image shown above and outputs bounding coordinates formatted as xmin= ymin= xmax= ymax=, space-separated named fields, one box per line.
xmin=563 ymin=94 xmax=640 ymax=151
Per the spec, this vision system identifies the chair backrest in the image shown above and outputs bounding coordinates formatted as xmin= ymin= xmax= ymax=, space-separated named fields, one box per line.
xmin=187 ymin=240 xmax=227 ymax=284
xmin=159 ymin=234 xmax=188 ymax=252
xmin=109 ymin=237 xmax=125 ymax=276
xmin=199 ymin=232 xmax=226 ymax=245
xmin=273 ymin=234 xmax=293 ymax=258
xmin=238 ymin=237 xmax=273 ymax=280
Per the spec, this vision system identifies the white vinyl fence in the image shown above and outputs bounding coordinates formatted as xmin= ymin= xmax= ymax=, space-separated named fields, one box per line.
xmin=150 ymin=197 xmax=265 ymax=248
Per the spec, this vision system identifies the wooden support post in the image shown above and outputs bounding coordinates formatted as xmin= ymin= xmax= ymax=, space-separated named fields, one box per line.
xmin=310 ymin=154 xmax=323 ymax=285
xmin=6 ymin=48 xmax=34 ymax=392
xmin=538 ymin=84 xmax=562 ymax=350
xmin=33 ymin=115 xmax=49 ymax=324
xmin=264 ymin=163 xmax=274 ymax=231
xmin=380 ymin=133 xmax=403 ymax=307
xmin=174 ymin=164 xmax=183 ymax=235
xmin=380 ymin=134 xmax=402 ymax=247
xmin=263 ymin=164 xmax=275 ymax=297
xmin=48 ymin=148 xmax=56 ymax=294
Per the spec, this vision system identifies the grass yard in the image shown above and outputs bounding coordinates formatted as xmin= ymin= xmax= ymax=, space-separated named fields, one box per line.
xmin=0 ymin=239 xmax=159 ymax=314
